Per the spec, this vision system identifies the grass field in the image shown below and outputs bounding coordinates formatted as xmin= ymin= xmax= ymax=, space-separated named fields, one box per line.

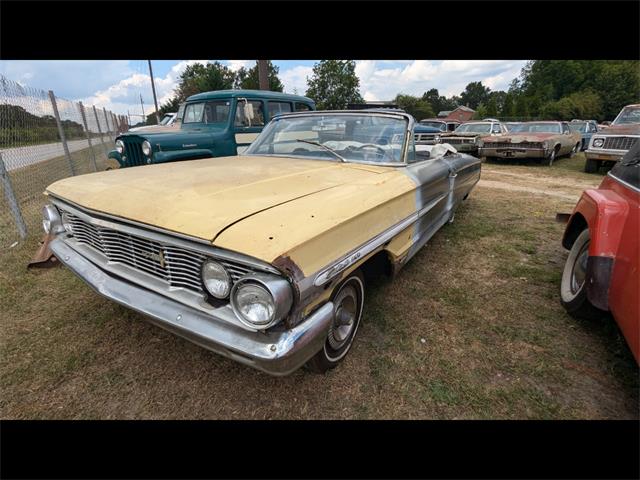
xmin=0 ymin=153 xmax=637 ymax=419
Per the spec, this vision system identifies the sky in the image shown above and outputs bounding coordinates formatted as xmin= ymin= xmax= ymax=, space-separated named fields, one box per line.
xmin=0 ymin=60 xmax=528 ymax=120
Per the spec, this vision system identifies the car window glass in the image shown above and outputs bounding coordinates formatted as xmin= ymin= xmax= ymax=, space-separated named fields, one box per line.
xmin=562 ymin=123 xmax=570 ymax=133
xmin=491 ymin=124 xmax=501 ymax=133
xmin=183 ymin=103 xmax=204 ymax=123
xmin=610 ymin=143 xmax=640 ymax=189
xmin=268 ymin=101 xmax=292 ymax=119
xmin=204 ymin=100 xmax=231 ymax=124
xmin=235 ymin=100 xmax=265 ymax=127
xmin=295 ymin=102 xmax=313 ymax=112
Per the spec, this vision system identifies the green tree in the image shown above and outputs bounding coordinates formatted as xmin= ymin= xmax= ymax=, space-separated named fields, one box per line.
xmin=459 ymin=81 xmax=491 ymax=110
xmin=514 ymin=95 xmax=529 ymax=118
xmin=485 ymin=96 xmax=498 ymax=118
xmin=501 ymin=93 xmax=515 ymax=118
xmin=395 ymin=94 xmax=434 ymax=120
xmin=305 ymin=60 xmax=364 ymax=109
xmin=234 ymin=61 xmax=284 ymax=91
xmin=174 ymin=61 xmax=235 ymax=101
xmin=421 ymin=88 xmax=458 ymax=114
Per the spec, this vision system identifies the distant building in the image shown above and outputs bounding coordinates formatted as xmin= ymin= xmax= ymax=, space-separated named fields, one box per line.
xmin=440 ymin=105 xmax=475 ymax=122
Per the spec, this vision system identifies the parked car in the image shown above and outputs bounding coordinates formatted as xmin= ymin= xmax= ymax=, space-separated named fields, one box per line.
xmin=439 ymin=120 xmax=507 ymax=155
xmin=479 ymin=121 xmax=582 ymax=166
xmin=106 ymin=90 xmax=315 ymax=169
xmin=584 ymin=104 xmax=640 ymax=173
xmin=568 ymin=120 xmax=598 ymax=151
xmin=128 ymin=112 xmax=180 ymax=134
xmin=560 ymin=142 xmax=639 ymax=364
xmin=42 ymin=110 xmax=481 ymax=375
xmin=414 ymin=118 xmax=462 ymax=144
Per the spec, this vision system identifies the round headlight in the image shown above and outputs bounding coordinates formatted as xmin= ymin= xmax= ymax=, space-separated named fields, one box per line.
xmin=115 ymin=139 xmax=125 ymax=154
xmin=141 ymin=140 xmax=152 ymax=156
xmin=42 ymin=204 xmax=63 ymax=234
xmin=231 ymin=274 xmax=293 ymax=330
xmin=593 ymin=138 xmax=604 ymax=148
xmin=233 ymin=283 xmax=275 ymax=327
xmin=201 ymin=260 xmax=231 ymax=299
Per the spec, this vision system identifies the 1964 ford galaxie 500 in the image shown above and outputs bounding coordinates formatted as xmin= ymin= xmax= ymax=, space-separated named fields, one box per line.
xmin=479 ymin=121 xmax=582 ymax=166
xmin=42 ymin=110 xmax=481 ymax=375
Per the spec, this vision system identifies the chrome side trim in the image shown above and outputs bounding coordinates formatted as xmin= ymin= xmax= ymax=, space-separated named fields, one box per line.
xmin=608 ymin=172 xmax=640 ymax=194
xmin=49 ymin=196 xmax=280 ymax=275
xmin=313 ymin=191 xmax=448 ymax=286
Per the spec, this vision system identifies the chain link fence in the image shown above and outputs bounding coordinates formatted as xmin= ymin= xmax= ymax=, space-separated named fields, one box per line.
xmin=0 ymin=74 xmax=129 ymax=248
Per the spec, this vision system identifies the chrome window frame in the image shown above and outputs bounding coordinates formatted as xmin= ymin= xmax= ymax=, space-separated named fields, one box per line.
xmin=244 ymin=110 xmax=415 ymax=167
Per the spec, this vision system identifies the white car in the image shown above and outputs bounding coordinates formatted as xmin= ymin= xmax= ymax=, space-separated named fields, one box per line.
xmin=128 ymin=112 xmax=178 ymax=133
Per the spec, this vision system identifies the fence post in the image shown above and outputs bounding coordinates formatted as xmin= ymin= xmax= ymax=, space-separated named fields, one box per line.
xmin=92 ymin=105 xmax=109 ymax=156
xmin=0 ymin=152 xmax=27 ymax=239
xmin=78 ymin=101 xmax=99 ymax=171
xmin=48 ymin=90 xmax=76 ymax=176
xmin=103 ymin=108 xmax=112 ymax=138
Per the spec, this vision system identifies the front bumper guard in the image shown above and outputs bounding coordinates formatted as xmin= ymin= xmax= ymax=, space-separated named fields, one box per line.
xmin=50 ymin=238 xmax=334 ymax=376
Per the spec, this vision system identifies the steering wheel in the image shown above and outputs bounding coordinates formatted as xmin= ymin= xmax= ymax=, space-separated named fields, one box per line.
xmin=354 ymin=144 xmax=388 ymax=157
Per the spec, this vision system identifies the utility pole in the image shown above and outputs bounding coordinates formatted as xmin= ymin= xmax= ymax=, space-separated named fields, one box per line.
xmin=257 ymin=60 xmax=269 ymax=90
xmin=140 ymin=94 xmax=145 ymax=125
xmin=148 ymin=60 xmax=161 ymax=124
xmin=127 ymin=110 xmax=131 ymax=127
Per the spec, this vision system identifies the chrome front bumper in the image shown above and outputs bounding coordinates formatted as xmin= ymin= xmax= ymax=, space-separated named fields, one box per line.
xmin=585 ymin=149 xmax=625 ymax=162
xmin=479 ymin=147 xmax=548 ymax=159
xmin=50 ymin=238 xmax=334 ymax=376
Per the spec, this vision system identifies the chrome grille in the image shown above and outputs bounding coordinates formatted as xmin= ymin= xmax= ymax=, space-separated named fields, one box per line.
xmin=122 ymin=137 xmax=145 ymax=166
xmin=488 ymin=142 xmax=544 ymax=149
xmin=64 ymin=211 xmax=251 ymax=294
xmin=602 ymin=136 xmax=637 ymax=150
xmin=442 ymin=138 xmax=473 ymax=145
xmin=414 ymin=133 xmax=439 ymax=144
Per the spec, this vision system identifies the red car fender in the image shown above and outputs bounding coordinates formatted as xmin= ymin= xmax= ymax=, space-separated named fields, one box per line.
xmin=562 ymin=188 xmax=630 ymax=310
xmin=563 ymin=189 xmax=629 ymax=257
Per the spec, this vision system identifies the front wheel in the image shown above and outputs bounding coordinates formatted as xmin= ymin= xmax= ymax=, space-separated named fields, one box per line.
xmin=306 ymin=270 xmax=365 ymax=373
xmin=547 ymin=148 xmax=557 ymax=166
xmin=560 ymin=229 xmax=605 ymax=320
xmin=584 ymin=158 xmax=599 ymax=173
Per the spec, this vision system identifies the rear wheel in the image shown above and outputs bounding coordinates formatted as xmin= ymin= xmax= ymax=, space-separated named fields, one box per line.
xmin=584 ymin=158 xmax=599 ymax=173
xmin=306 ymin=270 xmax=365 ymax=373
xmin=560 ymin=229 xmax=605 ymax=320
xmin=568 ymin=143 xmax=579 ymax=158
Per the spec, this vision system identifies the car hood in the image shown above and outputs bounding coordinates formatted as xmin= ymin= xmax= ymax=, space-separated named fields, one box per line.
xmin=597 ymin=124 xmax=640 ymax=135
xmin=46 ymin=155 xmax=388 ymax=243
xmin=441 ymin=132 xmax=482 ymax=138
xmin=483 ymin=132 xmax=558 ymax=143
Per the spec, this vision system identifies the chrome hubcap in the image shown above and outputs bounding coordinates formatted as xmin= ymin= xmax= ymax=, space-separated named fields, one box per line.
xmin=327 ymin=285 xmax=357 ymax=350
xmin=571 ymin=242 xmax=589 ymax=294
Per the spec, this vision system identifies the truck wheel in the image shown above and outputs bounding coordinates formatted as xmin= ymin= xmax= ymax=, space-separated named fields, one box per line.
xmin=560 ymin=229 xmax=605 ymax=320
xmin=306 ymin=270 xmax=365 ymax=374
xmin=584 ymin=158 xmax=599 ymax=173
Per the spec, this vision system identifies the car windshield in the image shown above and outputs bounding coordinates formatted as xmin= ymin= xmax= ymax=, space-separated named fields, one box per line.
xmin=420 ymin=121 xmax=446 ymax=131
xmin=454 ymin=123 xmax=492 ymax=134
xmin=510 ymin=122 xmax=562 ymax=134
xmin=613 ymin=106 xmax=640 ymax=125
xmin=245 ymin=113 xmax=408 ymax=164
xmin=569 ymin=122 xmax=586 ymax=133
xmin=159 ymin=114 xmax=174 ymax=126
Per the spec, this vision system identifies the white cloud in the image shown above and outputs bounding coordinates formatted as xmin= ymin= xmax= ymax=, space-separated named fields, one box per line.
xmin=354 ymin=60 xmax=528 ymax=101
xmin=81 ymin=60 xmax=209 ymax=117
xmin=227 ymin=60 xmax=255 ymax=72
xmin=280 ymin=65 xmax=313 ymax=95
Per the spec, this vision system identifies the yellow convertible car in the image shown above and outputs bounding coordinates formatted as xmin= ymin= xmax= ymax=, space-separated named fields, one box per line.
xmin=42 ymin=110 xmax=481 ymax=375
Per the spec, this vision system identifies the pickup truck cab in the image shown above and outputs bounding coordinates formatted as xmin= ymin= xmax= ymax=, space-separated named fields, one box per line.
xmin=107 ymin=90 xmax=315 ymax=169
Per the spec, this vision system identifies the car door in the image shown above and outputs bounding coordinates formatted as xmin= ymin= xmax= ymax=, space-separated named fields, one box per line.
xmin=233 ymin=98 xmax=266 ymax=154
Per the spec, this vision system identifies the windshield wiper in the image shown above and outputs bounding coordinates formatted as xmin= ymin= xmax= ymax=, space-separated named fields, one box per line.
xmin=294 ymin=139 xmax=346 ymax=162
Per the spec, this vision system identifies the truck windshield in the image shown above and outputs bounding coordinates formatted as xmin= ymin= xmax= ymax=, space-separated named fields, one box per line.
xmin=613 ymin=106 xmax=640 ymax=125
xmin=246 ymin=113 xmax=408 ymax=164
xmin=182 ymin=100 xmax=231 ymax=125
xmin=420 ymin=121 xmax=446 ymax=131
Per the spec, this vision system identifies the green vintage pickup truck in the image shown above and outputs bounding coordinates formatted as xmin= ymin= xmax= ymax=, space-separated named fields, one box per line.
xmin=107 ymin=90 xmax=315 ymax=169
